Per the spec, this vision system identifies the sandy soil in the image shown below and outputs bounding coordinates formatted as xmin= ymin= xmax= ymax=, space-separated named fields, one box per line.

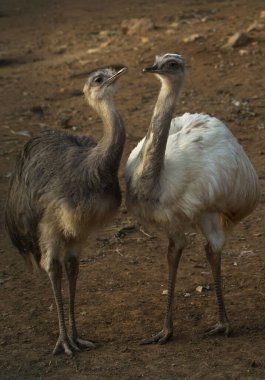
xmin=0 ymin=0 xmax=265 ymax=379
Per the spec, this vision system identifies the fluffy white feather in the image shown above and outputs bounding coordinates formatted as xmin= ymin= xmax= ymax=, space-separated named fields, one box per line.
xmin=125 ymin=53 xmax=260 ymax=344
xmin=126 ymin=112 xmax=259 ymax=229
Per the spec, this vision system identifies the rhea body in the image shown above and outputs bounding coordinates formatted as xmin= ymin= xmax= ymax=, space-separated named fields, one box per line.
xmin=125 ymin=54 xmax=259 ymax=344
xmin=5 ymin=65 xmax=127 ymax=355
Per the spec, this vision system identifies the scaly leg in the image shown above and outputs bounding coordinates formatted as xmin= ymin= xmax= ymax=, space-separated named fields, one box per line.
xmin=205 ymin=243 xmax=230 ymax=336
xmin=65 ymin=256 xmax=97 ymax=350
xmin=48 ymin=259 xmax=80 ymax=355
xmin=141 ymin=237 xmax=183 ymax=344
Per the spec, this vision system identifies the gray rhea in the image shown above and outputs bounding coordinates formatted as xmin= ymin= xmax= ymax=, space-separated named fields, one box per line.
xmin=5 ymin=65 xmax=127 ymax=355
xmin=125 ymin=53 xmax=259 ymax=344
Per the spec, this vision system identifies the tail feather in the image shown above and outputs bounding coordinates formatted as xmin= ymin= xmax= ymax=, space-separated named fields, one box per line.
xmin=21 ymin=251 xmax=41 ymax=272
xmin=219 ymin=213 xmax=234 ymax=232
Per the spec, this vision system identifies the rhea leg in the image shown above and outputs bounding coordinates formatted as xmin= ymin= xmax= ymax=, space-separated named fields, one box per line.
xmin=205 ymin=243 xmax=230 ymax=336
xmin=65 ymin=256 xmax=96 ymax=349
xmin=141 ymin=236 xmax=185 ymax=344
xmin=199 ymin=213 xmax=230 ymax=336
xmin=48 ymin=259 xmax=80 ymax=355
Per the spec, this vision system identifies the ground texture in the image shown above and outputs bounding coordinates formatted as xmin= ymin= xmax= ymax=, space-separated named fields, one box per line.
xmin=0 ymin=0 xmax=265 ymax=379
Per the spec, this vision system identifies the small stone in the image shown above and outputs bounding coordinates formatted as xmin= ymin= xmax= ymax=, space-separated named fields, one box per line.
xmin=184 ymin=292 xmax=191 ymax=297
xmin=38 ymin=123 xmax=49 ymax=128
xmin=121 ymin=17 xmax=154 ymax=36
xmin=100 ymin=40 xmax=111 ymax=49
xmin=223 ymin=32 xmax=252 ymax=49
xmin=99 ymin=30 xmax=112 ymax=38
xmin=141 ymin=37 xmax=150 ymax=44
xmin=253 ymin=232 xmax=263 ymax=236
xmin=232 ymin=99 xmax=241 ymax=107
xmin=240 ymin=250 xmax=254 ymax=256
xmin=196 ymin=285 xmax=210 ymax=293
xmin=183 ymin=33 xmax=204 ymax=43
xmin=196 ymin=285 xmax=203 ymax=293
xmin=87 ymin=48 xmax=100 ymax=54
xmin=166 ymin=29 xmax=176 ymax=35
xmin=239 ymin=49 xmax=248 ymax=56
xmin=162 ymin=289 xmax=168 ymax=295
xmin=247 ymin=20 xmax=265 ymax=32
xmin=260 ymin=11 xmax=265 ymax=19
xmin=169 ymin=22 xmax=180 ymax=29
xmin=10 ymin=129 xmax=32 ymax=137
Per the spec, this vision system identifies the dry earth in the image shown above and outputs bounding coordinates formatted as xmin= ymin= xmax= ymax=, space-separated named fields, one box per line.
xmin=0 ymin=0 xmax=265 ymax=379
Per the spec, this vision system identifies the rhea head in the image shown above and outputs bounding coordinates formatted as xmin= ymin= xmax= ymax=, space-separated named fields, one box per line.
xmin=143 ymin=53 xmax=186 ymax=88
xmin=83 ymin=65 xmax=128 ymax=108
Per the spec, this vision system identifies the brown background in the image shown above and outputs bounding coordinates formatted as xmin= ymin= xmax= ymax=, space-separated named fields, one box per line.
xmin=0 ymin=0 xmax=264 ymax=379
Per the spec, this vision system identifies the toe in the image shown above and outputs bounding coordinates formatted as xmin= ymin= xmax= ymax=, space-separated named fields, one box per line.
xmin=140 ymin=331 xmax=172 ymax=345
xmin=53 ymin=335 xmax=80 ymax=356
xmin=204 ymin=322 xmax=231 ymax=337
xmin=75 ymin=337 xmax=97 ymax=349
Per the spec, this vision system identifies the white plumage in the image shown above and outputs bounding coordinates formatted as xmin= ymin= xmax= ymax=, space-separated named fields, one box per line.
xmin=125 ymin=54 xmax=260 ymax=344
xmin=127 ymin=112 xmax=258 ymax=227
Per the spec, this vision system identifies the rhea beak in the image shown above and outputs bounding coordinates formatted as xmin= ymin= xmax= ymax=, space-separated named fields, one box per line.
xmin=105 ymin=66 xmax=128 ymax=86
xmin=143 ymin=64 xmax=159 ymax=74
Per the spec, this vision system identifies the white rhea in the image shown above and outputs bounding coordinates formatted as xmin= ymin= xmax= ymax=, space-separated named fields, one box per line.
xmin=125 ymin=53 xmax=260 ymax=344
xmin=5 ymin=65 xmax=127 ymax=355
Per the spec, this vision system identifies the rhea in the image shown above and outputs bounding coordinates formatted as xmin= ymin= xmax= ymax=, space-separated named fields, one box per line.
xmin=5 ymin=65 xmax=127 ymax=355
xmin=125 ymin=53 xmax=260 ymax=344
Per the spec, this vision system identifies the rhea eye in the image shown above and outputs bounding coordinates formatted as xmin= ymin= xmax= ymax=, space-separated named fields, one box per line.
xmin=94 ymin=76 xmax=103 ymax=84
xmin=168 ymin=61 xmax=179 ymax=68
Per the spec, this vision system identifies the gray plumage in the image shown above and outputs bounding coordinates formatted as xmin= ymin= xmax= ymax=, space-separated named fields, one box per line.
xmin=5 ymin=65 xmax=127 ymax=355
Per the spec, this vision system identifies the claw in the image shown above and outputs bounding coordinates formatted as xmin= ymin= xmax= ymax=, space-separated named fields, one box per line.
xmin=53 ymin=334 xmax=98 ymax=355
xmin=74 ymin=336 xmax=98 ymax=349
xmin=204 ymin=322 xmax=231 ymax=337
xmin=53 ymin=335 xmax=80 ymax=356
xmin=140 ymin=330 xmax=172 ymax=345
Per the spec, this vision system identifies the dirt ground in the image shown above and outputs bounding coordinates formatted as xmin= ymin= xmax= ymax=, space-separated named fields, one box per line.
xmin=0 ymin=0 xmax=265 ymax=379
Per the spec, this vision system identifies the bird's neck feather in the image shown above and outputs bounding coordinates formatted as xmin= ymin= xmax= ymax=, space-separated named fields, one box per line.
xmin=91 ymin=98 xmax=125 ymax=174
xmin=139 ymin=79 xmax=181 ymax=182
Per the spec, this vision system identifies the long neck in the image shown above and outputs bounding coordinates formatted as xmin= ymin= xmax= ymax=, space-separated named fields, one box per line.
xmin=91 ymin=98 xmax=125 ymax=174
xmin=139 ymin=78 xmax=181 ymax=181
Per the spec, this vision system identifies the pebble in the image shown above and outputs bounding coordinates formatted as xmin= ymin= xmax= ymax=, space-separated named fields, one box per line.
xmin=196 ymin=285 xmax=210 ymax=293
xmin=183 ymin=33 xmax=204 ymax=43
xmin=239 ymin=49 xmax=248 ymax=56
xmin=223 ymin=32 xmax=252 ymax=48
xmin=121 ymin=17 xmax=154 ymax=36
xmin=247 ymin=20 xmax=265 ymax=32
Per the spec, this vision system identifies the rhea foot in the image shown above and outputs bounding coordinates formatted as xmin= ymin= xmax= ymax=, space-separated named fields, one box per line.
xmin=53 ymin=334 xmax=80 ymax=355
xmin=204 ymin=321 xmax=231 ymax=337
xmin=140 ymin=330 xmax=173 ymax=345
xmin=53 ymin=334 xmax=97 ymax=355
